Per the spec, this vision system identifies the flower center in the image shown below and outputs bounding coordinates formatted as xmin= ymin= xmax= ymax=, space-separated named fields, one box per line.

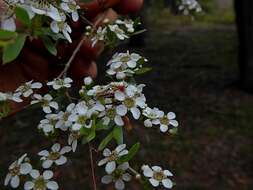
xmin=124 ymin=98 xmax=135 ymax=108
xmin=77 ymin=115 xmax=88 ymax=125
xmin=34 ymin=177 xmax=46 ymax=190
xmin=10 ymin=166 xmax=20 ymax=176
xmin=112 ymin=169 xmax=124 ymax=179
xmin=71 ymin=131 xmax=80 ymax=140
xmin=153 ymin=171 xmax=165 ymax=182
xmin=108 ymin=151 xmax=118 ymax=161
xmin=48 ymin=152 xmax=60 ymax=160
xmin=160 ymin=117 xmax=169 ymax=125
xmin=107 ymin=108 xmax=116 ymax=119
xmin=63 ymin=112 xmax=70 ymax=121
xmin=120 ymin=56 xmax=130 ymax=63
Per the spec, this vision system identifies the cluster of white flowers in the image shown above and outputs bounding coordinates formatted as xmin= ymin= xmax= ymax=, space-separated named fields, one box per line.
xmin=4 ymin=51 xmax=178 ymax=189
xmin=0 ymin=80 xmax=42 ymax=104
xmin=98 ymin=145 xmax=131 ymax=190
xmin=4 ymin=153 xmax=59 ymax=190
xmin=106 ymin=51 xmax=148 ymax=80
xmin=143 ymin=107 xmax=179 ymax=133
xmin=1 ymin=0 xmax=80 ymax=42
xmin=179 ymin=0 xmax=202 ymax=15
xmin=91 ymin=19 xmax=136 ymax=47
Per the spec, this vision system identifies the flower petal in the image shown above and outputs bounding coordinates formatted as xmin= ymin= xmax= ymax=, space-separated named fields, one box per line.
xmin=101 ymin=175 xmax=113 ymax=184
xmin=105 ymin=161 xmax=116 ymax=174
xmin=116 ymin=105 xmax=127 ymax=116
xmin=55 ymin=156 xmax=67 ymax=165
xmin=24 ymin=181 xmax=34 ymax=190
xmin=162 ymin=179 xmax=173 ymax=189
xmin=10 ymin=175 xmax=20 ymax=188
xmin=149 ymin=178 xmax=159 ymax=187
xmin=43 ymin=170 xmax=53 ymax=180
xmin=42 ymin=160 xmax=53 ymax=169
xmin=46 ymin=181 xmax=59 ymax=190
xmin=20 ymin=163 xmax=32 ymax=174
xmin=115 ymin=179 xmax=125 ymax=190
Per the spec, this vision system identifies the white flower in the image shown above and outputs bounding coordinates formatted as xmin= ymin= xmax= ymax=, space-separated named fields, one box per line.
xmin=15 ymin=80 xmax=42 ymax=97
xmin=116 ymin=19 xmax=135 ymax=33
xmin=98 ymin=105 xmax=124 ymax=126
xmin=101 ymin=162 xmax=131 ymax=190
xmin=68 ymin=101 xmax=92 ymax=130
xmin=31 ymin=94 xmax=58 ymax=113
xmin=158 ymin=112 xmax=179 ymax=133
xmin=98 ymin=144 xmax=128 ymax=174
xmin=30 ymin=2 xmax=61 ymax=22
xmin=38 ymin=143 xmax=71 ymax=169
xmin=5 ymin=92 xmax=23 ymax=103
xmin=142 ymin=107 xmax=164 ymax=128
xmin=0 ymin=92 xmax=22 ymax=102
xmin=47 ymin=78 xmax=73 ymax=90
xmin=55 ymin=103 xmax=75 ymax=131
xmin=50 ymin=19 xmax=72 ymax=43
xmin=84 ymin=76 xmax=93 ymax=86
xmin=5 ymin=154 xmax=32 ymax=188
xmin=68 ymin=130 xmax=80 ymax=152
xmin=115 ymin=84 xmax=146 ymax=120
xmin=179 ymin=0 xmax=202 ymax=15
xmin=91 ymin=26 xmax=107 ymax=46
xmin=0 ymin=92 xmax=7 ymax=102
xmin=108 ymin=24 xmax=129 ymax=40
xmin=24 ymin=170 xmax=59 ymax=190
xmin=106 ymin=51 xmax=145 ymax=79
xmin=60 ymin=0 xmax=80 ymax=22
xmin=142 ymin=165 xmax=173 ymax=189
xmin=38 ymin=114 xmax=58 ymax=135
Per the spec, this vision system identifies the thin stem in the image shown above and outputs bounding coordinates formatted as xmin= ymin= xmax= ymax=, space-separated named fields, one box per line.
xmin=57 ymin=36 xmax=86 ymax=78
xmin=89 ymin=143 xmax=97 ymax=190
xmin=57 ymin=12 xmax=107 ymax=79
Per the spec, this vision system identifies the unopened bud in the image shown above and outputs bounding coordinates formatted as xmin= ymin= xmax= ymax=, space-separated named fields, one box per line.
xmin=135 ymin=174 xmax=141 ymax=180
xmin=103 ymin=18 xmax=110 ymax=24
xmin=84 ymin=76 xmax=93 ymax=86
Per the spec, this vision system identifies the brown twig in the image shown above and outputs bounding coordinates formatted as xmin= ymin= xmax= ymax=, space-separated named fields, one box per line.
xmin=89 ymin=143 xmax=97 ymax=190
xmin=57 ymin=12 xmax=107 ymax=79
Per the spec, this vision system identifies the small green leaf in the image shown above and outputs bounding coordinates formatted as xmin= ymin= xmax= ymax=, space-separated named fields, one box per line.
xmin=0 ymin=29 xmax=17 ymax=47
xmin=42 ymin=36 xmax=57 ymax=56
xmin=98 ymin=132 xmax=114 ymax=151
xmin=117 ymin=142 xmax=140 ymax=164
xmin=2 ymin=34 xmax=26 ymax=64
xmin=169 ymin=127 xmax=178 ymax=135
xmin=0 ymin=29 xmax=17 ymax=40
xmin=113 ymin=126 xmax=123 ymax=145
xmin=135 ymin=67 xmax=152 ymax=75
xmin=15 ymin=6 xmax=31 ymax=27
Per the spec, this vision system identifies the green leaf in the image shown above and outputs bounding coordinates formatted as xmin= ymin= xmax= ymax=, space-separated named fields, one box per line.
xmin=15 ymin=6 xmax=31 ymax=27
xmin=0 ymin=102 xmax=11 ymax=119
xmin=2 ymin=34 xmax=26 ymax=64
xmin=81 ymin=122 xmax=96 ymax=144
xmin=117 ymin=142 xmax=140 ymax=164
xmin=0 ymin=30 xmax=17 ymax=40
xmin=0 ymin=30 xmax=17 ymax=47
xmin=135 ymin=67 xmax=152 ymax=75
xmin=113 ymin=126 xmax=123 ymax=145
xmin=98 ymin=132 xmax=114 ymax=151
xmin=42 ymin=36 xmax=57 ymax=56
xmin=96 ymin=120 xmax=112 ymax=131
